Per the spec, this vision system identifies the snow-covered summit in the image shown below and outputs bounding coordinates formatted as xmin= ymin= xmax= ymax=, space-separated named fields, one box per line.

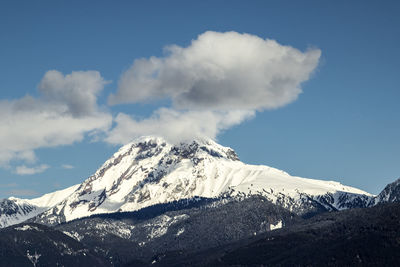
xmin=31 ymin=136 xmax=373 ymax=225
xmin=111 ymin=135 xmax=240 ymax=162
xmin=1 ymin=136 xmax=375 ymax=227
xmin=373 ymin=177 xmax=400 ymax=204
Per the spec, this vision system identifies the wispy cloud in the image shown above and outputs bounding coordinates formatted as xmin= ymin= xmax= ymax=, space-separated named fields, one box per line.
xmin=61 ymin=164 xmax=75 ymax=169
xmin=0 ymin=183 xmax=18 ymax=188
xmin=15 ymin=164 xmax=50 ymax=175
xmin=5 ymin=189 xmax=39 ymax=198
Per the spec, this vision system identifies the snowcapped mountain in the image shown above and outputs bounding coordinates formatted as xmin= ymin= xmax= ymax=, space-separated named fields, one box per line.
xmin=33 ymin=136 xmax=373 ymax=225
xmin=373 ymin=177 xmax=400 ymax=204
xmin=0 ymin=185 xmax=79 ymax=228
xmin=1 ymin=136 xmax=374 ymax=227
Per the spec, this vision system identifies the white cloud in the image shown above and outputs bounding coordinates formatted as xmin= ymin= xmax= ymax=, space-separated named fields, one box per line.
xmin=61 ymin=164 xmax=75 ymax=169
xmin=0 ymin=32 xmax=321 ymax=171
xmin=109 ymin=31 xmax=321 ymax=111
xmin=105 ymin=109 xmax=255 ymax=144
xmin=0 ymin=71 xmax=112 ymax=167
xmin=39 ymin=70 xmax=109 ymax=117
xmin=15 ymin=164 xmax=50 ymax=175
xmin=106 ymin=31 xmax=320 ymax=144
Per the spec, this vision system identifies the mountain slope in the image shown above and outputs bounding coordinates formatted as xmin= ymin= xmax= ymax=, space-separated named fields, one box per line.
xmin=0 ymin=185 xmax=79 ymax=228
xmin=0 ymin=222 xmax=110 ymax=266
xmin=211 ymin=202 xmax=400 ymax=267
xmin=1 ymin=136 xmax=373 ymax=228
xmin=373 ymin=177 xmax=400 ymax=204
xmin=151 ymin=202 xmax=400 ymax=267
xmin=32 ymin=136 xmax=373 ymax=225
xmin=55 ymin=196 xmax=300 ymax=264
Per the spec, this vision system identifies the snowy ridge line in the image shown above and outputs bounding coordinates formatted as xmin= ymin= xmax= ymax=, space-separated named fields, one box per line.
xmin=0 ymin=184 xmax=79 ymax=228
xmin=1 ymin=136 xmax=376 ymax=227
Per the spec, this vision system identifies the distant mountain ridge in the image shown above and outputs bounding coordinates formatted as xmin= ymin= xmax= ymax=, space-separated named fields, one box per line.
xmin=373 ymin=177 xmax=400 ymax=204
xmin=0 ymin=136 xmax=384 ymax=228
xmin=0 ymin=185 xmax=78 ymax=228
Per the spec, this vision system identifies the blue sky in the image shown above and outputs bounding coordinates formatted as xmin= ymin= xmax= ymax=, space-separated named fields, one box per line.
xmin=0 ymin=0 xmax=399 ymax=198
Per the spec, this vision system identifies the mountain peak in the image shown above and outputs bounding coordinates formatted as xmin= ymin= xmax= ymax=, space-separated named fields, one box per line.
xmin=116 ymin=135 xmax=240 ymax=162
xmin=1 ymin=136 xmax=375 ymax=227
xmin=376 ymin=177 xmax=400 ymax=204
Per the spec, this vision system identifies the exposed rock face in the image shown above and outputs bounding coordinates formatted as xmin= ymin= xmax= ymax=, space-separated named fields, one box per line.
xmin=0 ymin=199 xmax=37 ymax=227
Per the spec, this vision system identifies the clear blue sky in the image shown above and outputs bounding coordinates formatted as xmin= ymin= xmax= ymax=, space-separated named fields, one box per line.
xmin=0 ymin=0 xmax=399 ymax=198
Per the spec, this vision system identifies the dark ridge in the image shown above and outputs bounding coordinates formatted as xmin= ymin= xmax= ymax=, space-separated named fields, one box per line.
xmin=0 ymin=223 xmax=109 ymax=266
xmin=152 ymin=202 xmax=400 ymax=266
xmin=56 ymin=195 xmax=298 ymax=266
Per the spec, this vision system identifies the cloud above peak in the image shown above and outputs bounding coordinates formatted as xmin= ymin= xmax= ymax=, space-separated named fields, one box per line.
xmin=105 ymin=108 xmax=255 ymax=145
xmin=106 ymin=31 xmax=321 ymax=144
xmin=0 ymin=31 xmax=321 ymax=173
xmin=109 ymin=31 xmax=321 ymax=111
